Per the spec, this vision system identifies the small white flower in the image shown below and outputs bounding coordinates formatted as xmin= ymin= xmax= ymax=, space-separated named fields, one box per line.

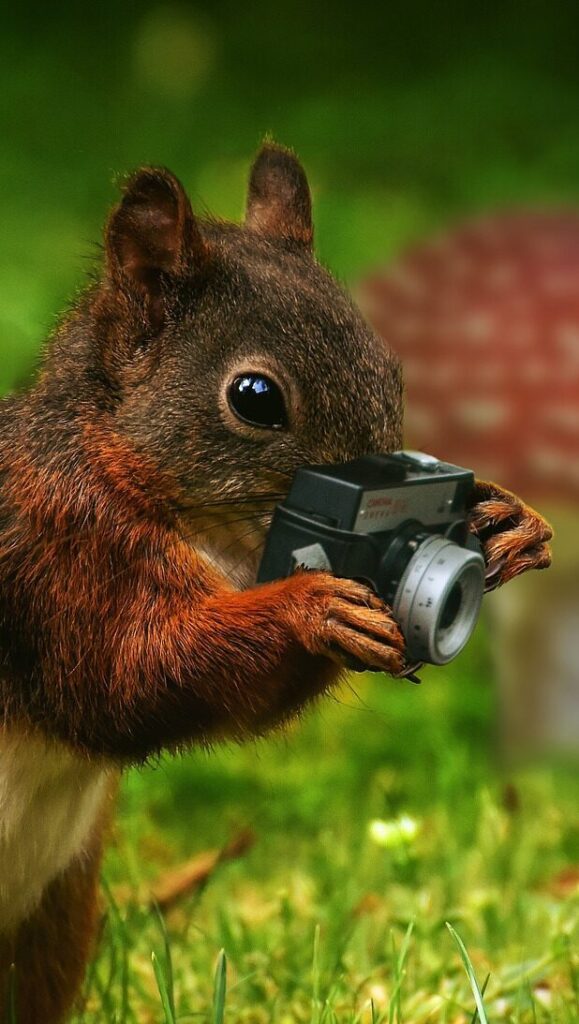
xmin=368 ymin=814 xmax=420 ymax=847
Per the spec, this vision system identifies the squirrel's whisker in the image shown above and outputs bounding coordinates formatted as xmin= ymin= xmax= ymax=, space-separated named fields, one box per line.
xmin=222 ymin=532 xmax=269 ymax=587
xmin=189 ymin=520 xmax=267 ymax=585
xmin=177 ymin=510 xmax=270 ymax=540
xmin=175 ymin=487 xmax=285 ymax=509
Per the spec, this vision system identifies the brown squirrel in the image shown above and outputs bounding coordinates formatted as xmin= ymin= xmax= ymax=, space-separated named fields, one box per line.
xmin=0 ymin=143 xmax=551 ymax=1023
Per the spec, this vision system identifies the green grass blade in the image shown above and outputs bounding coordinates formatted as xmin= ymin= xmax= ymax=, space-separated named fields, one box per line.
xmin=528 ymin=981 xmax=538 ymax=1024
xmin=213 ymin=948 xmax=227 ymax=1024
xmin=102 ymin=876 xmax=131 ymax=1023
xmin=311 ymin=923 xmax=322 ymax=1024
xmin=152 ymin=952 xmax=177 ymax=1024
xmin=446 ymin=923 xmax=489 ymax=1024
xmin=389 ymin=920 xmax=415 ymax=1024
xmin=153 ymin=902 xmax=176 ymax=1021
xmin=470 ymin=974 xmax=490 ymax=1024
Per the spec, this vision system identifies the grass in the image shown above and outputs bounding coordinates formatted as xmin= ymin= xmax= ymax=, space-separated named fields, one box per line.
xmin=69 ymin=625 xmax=578 ymax=1023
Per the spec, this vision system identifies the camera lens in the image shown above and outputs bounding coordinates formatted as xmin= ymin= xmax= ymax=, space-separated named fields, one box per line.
xmin=392 ymin=536 xmax=485 ymax=665
xmin=439 ymin=582 xmax=462 ymax=630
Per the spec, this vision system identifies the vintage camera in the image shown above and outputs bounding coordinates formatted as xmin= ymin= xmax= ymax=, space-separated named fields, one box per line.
xmin=258 ymin=451 xmax=485 ymax=665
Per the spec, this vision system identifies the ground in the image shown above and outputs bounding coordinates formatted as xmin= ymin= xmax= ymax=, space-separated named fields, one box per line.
xmin=73 ymin=624 xmax=578 ymax=1023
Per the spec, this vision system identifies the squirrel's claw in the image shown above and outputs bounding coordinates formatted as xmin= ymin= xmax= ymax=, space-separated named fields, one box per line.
xmin=467 ymin=480 xmax=553 ymax=592
xmin=289 ymin=573 xmax=407 ymax=676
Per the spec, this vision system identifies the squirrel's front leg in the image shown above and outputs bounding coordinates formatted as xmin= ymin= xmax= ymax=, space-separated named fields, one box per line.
xmin=467 ymin=480 xmax=553 ymax=591
xmin=235 ymin=571 xmax=406 ymax=675
xmin=77 ymin=571 xmax=406 ymax=759
xmin=170 ymin=571 xmax=406 ymax=736
xmin=192 ymin=571 xmax=406 ymax=737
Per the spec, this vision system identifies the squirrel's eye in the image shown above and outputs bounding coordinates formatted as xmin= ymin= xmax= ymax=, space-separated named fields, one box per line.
xmin=227 ymin=374 xmax=288 ymax=430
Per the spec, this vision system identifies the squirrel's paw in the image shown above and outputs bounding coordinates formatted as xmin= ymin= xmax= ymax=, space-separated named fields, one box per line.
xmin=289 ymin=574 xmax=406 ymax=675
xmin=467 ymin=480 xmax=553 ymax=591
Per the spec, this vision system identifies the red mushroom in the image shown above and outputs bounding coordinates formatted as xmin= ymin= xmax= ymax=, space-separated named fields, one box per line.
xmin=360 ymin=211 xmax=579 ymax=755
xmin=362 ymin=211 xmax=579 ymax=504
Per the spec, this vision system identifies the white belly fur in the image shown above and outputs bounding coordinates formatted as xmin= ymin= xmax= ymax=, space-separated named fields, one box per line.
xmin=0 ymin=728 xmax=112 ymax=933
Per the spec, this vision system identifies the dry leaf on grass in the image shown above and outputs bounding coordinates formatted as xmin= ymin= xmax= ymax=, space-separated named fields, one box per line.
xmin=149 ymin=828 xmax=256 ymax=910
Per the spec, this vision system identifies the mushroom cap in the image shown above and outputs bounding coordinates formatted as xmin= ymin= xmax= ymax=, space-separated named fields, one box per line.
xmin=362 ymin=211 xmax=579 ymax=502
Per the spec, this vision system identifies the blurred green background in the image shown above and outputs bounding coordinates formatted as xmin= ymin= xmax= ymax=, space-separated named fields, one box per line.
xmin=4 ymin=1 xmax=579 ymax=391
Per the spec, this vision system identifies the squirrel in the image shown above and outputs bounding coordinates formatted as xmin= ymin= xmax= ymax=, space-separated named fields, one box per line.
xmin=0 ymin=142 xmax=552 ymax=1024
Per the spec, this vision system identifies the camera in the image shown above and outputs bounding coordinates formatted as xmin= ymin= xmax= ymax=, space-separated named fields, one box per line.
xmin=257 ymin=451 xmax=485 ymax=665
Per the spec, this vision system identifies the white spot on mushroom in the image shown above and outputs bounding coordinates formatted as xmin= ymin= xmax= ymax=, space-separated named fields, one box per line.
xmin=385 ymin=267 xmax=426 ymax=299
xmin=527 ymin=447 xmax=569 ymax=477
xmin=461 ymin=311 xmax=495 ymax=344
xmin=556 ymin=323 xmax=579 ymax=361
xmin=542 ymin=270 xmax=579 ymax=297
xmin=520 ymin=359 xmax=546 ymax=384
xmin=486 ymin=261 xmax=517 ymax=290
xmin=542 ymin=405 xmax=579 ymax=432
xmin=404 ymin=405 xmax=439 ymax=436
xmin=453 ymin=398 xmax=510 ymax=431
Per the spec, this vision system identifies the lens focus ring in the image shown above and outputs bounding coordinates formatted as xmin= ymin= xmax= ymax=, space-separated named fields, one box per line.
xmin=392 ymin=536 xmax=485 ymax=665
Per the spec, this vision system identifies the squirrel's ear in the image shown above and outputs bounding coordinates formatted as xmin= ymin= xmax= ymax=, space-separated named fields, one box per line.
xmin=245 ymin=143 xmax=313 ymax=249
xmin=105 ymin=167 xmax=206 ymax=328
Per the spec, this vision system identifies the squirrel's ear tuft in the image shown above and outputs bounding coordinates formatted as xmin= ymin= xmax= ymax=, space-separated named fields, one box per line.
xmin=105 ymin=167 xmax=206 ymax=326
xmin=245 ymin=143 xmax=313 ymax=249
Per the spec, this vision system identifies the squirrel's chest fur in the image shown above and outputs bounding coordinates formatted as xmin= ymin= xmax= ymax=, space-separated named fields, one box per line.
xmin=0 ymin=729 xmax=111 ymax=933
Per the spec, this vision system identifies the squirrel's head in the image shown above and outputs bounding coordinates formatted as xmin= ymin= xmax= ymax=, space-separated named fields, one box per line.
xmin=78 ymin=144 xmax=404 ymax=584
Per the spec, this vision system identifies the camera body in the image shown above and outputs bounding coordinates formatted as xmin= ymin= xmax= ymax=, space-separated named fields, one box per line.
xmin=258 ymin=451 xmax=485 ymax=665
